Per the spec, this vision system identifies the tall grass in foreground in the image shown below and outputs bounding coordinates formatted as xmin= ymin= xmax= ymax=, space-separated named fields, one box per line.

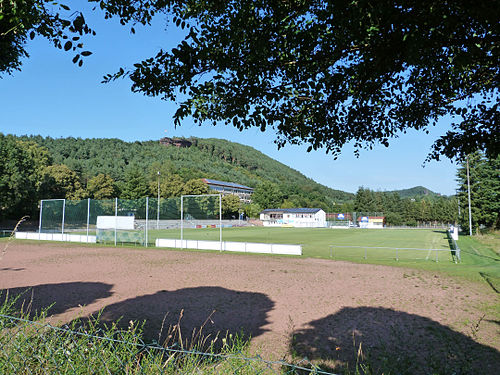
xmin=0 ymin=292 xmax=330 ymax=375
xmin=2 ymin=292 xmax=499 ymax=375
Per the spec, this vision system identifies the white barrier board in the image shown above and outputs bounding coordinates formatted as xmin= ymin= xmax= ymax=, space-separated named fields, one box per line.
xmin=96 ymin=216 xmax=135 ymax=230
xmin=15 ymin=232 xmax=96 ymax=243
xmin=156 ymin=238 xmax=302 ymax=255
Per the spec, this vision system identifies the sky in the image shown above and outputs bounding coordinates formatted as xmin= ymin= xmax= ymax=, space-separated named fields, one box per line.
xmin=0 ymin=3 xmax=460 ymax=196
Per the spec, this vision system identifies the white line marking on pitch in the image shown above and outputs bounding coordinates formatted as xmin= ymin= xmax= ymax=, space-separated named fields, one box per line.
xmin=471 ymin=246 xmax=481 ymax=255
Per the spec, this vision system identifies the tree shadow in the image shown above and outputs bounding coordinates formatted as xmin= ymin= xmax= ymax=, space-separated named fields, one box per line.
xmin=291 ymin=306 xmax=500 ymax=374
xmin=479 ymin=272 xmax=500 ymax=293
xmin=79 ymin=286 xmax=274 ymax=349
xmin=1 ymin=282 xmax=113 ymax=318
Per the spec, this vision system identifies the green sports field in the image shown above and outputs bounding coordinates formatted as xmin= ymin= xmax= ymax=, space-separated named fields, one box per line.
xmin=147 ymin=227 xmax=453 ymax=261
xmin=18 ymin=225 xmax=498 ymax=290
xmin=145 ymin=227 xmax=500 ymax=288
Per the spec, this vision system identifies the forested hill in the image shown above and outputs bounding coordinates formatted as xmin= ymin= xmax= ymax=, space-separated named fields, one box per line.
xmin=387 ymin=186 xmax=442 ymax=199
xmin=19 ymin=135 xmax=353 ymax=206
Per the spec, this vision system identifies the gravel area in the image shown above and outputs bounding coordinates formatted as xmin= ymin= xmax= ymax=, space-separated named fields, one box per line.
xmin=1 ymin=242 xmax=498 ymax=373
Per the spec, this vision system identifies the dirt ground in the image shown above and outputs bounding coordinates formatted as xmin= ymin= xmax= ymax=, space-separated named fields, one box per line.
xmin=1 ymin=242 xmax=499 ymax=373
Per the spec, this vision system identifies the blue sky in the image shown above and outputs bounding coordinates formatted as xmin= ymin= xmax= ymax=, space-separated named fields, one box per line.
xmin=0 ymin=3 xmax=459 ymax=195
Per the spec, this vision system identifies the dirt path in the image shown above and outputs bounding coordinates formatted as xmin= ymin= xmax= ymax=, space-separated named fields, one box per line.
xmin=1 ymin=243 xmax=498 ymax=373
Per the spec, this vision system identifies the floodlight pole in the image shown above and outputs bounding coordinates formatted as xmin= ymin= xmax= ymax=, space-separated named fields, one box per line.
xmin=466 ymin=156 xmax=472 ymax=236
xmin=157 ymin=171 xmax=160 ymax=230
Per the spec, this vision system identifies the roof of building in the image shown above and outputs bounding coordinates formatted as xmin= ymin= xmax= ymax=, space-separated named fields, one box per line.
xmin=260 ymin=208 xmax=324 ymax=214
xmin=202 ymin=178 xmax=253 ymax=191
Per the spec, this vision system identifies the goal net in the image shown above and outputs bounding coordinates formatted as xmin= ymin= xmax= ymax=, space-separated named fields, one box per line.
xmin=180 ymin=194 xmax=222 ymax=247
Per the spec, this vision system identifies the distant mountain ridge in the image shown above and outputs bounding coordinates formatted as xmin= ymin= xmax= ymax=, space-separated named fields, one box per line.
xmin=386 ymin=186 xmax=442 ymax=199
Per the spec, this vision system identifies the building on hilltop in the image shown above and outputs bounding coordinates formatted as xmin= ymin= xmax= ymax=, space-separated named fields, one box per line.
xmin=159 ymin=137 xmax=192 ymax=148
xmin=260 ymin=208 xmax=326 ymax=228
xmin=202 ymin=178 xmax=254 ymax=203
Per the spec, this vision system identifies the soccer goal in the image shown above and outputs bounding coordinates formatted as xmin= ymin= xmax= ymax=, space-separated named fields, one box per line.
xmin=34 ymin=198 xmax=149 ymax=245
xmin=180 ymin=194 xmax=222 ymax=250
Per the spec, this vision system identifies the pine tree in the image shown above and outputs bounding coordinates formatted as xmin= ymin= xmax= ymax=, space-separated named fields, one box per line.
xmin=457 ymin=153 xmax=500 ymax=233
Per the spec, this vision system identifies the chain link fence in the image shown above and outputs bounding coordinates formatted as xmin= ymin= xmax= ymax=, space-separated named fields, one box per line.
xmin=0 ymin=314 xmax=334 ymax=374
xmin=34 ymin=197 xmax=246 ymax=247
xmin=326 ymin=212 xmax=385 ymax=228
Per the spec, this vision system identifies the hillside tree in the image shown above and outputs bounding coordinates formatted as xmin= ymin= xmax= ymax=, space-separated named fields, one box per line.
xmin=457 ymin=153 xmax=500 ymax=232
xmin=121 ymin=166 xmax=149 ymax=199
xmin=253 ymin=181 xmax=283 ymax=209
xmin=182 ymin=178 xmax=209 ymax=195
xmin=43 ymin=164 xmax=86 ymax=199
xmin=87 ymin=173 xmax=116 ymax=199
xmin=221 ymin=194 xmax=241 ymax=218
xmin=152 ymin=174 xmax=184 ymax=198
xmin=0 ymin=134 xmax=51 ymax=219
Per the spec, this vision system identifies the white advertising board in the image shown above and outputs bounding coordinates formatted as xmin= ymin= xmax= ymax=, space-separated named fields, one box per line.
xmin=96 ymin=216 xmax=135 ymax=230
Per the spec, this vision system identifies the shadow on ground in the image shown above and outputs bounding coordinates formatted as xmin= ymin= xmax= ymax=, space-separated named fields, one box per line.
xmin=1 ymin=282 xmax=114 ymax=317
xmin=79 ymin=286 xmax=274 ymax=349
xmin=291 ymin=306 xmax=500 ymax=375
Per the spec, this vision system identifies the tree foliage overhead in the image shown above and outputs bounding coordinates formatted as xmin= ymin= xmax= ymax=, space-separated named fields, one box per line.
xmin=96 ymin=0 xmax=499 ymax=161
xmin=3 ymin=1 xmax=498 ymax=160
xmin=0 ymin=0 xmax=95 ymax=74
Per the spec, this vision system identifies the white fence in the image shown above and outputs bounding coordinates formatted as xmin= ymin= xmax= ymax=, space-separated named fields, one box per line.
xmin=156 ymin=238 xmax=302 ymax=255
xmin=15 ymin=232 xmax=96 ymax=243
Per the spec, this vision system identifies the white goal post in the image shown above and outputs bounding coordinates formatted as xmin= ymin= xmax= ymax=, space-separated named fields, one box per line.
xmin=180 ymin=194 xmax=222 ymax=251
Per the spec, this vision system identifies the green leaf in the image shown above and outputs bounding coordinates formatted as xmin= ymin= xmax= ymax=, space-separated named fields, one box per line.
xmin=64 ymin=41 xmax=72 ymax=51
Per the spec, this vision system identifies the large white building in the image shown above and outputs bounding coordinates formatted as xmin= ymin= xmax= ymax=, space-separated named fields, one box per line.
xmin=260 ymin=208 xmax=326 ymax=228
xmin=202 ymin=179 xmax=254 ymax=203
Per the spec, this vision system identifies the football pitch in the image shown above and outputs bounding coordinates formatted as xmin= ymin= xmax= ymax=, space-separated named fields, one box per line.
xmin=146 ymin=227 xmax=500 ymax=287
xmin=147 ymin=227 xmax=454 ymax=262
